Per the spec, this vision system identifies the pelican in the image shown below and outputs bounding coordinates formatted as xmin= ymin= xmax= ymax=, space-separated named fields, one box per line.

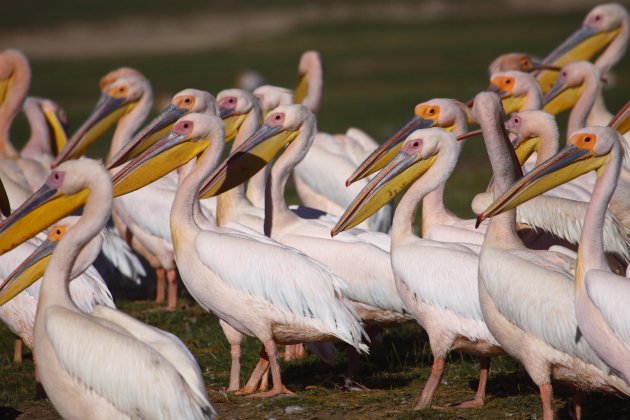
xmin=0 ymin=50 xmax=58 ymax=198
xmin=486 ymin=70 xmax=543 ymax=115
xmin=201 ymin=106 xmax=408 ymax=380
xmin=473 ymin=91 xmax=629 ymax=420
xmin=21 ymin=97 xmax=68 ymax=165
xmin=537 ymin=3 xmax=629 ymax=94
xmin=1 ymin=216 xmax=115 ymax=364
xmin=481 ymin=125 xmax=630 ymax=385
xmin=333 ymin=127 xmax=506 ymax=409
xmin=0 ymin=159 xmax=216 ymax=418
xmin=114 ymin=111 xmax=368 ymax=396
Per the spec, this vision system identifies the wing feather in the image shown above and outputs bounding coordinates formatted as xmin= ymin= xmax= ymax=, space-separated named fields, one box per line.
xmin=45 ymin=306 xmax=215 ymax=419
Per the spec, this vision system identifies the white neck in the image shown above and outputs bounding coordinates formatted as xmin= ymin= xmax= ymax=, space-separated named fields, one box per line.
xmin=106 ymin=88 xmax=153 ymax=165
xmin=38 ymin=167 xmax=112 ymax=314
xmin=595 ymin=16 xmax=629 ymax=75
xmin=533 ymin=118 xmax=560 ymax=165
xmin=171 ymin=128 xmax=225 ymax=244
xmin=393 ymin=142 xmax=460 ymax=245
xmin=0 ymin=59 xmax=29 ymax=158
xmin=576 ymin=142 xmax=621 ymax=286
xmin=264 ymin=118 xmax=316 ymax=236
xmin=568 ymin=70 xmax=601 ymax=135
xmin=217 ymin=107 xmax=260 ymax=226
xmin=21 ymin=103 xmax=52 ymax=159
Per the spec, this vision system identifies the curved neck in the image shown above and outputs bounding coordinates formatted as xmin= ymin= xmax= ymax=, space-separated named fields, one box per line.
xmin=247 ymin=165 xmax=268 ymax=208
xmin=217 ymin=108 xmax=260 ymax=226
xmin=479 ymin=101 xmax=524 ymax=249
xmin=421 ymin=111 xmax=468 ymax=232
xmin=21 ymin=103 xmax=51 ymax=159
xmin=534 ymin=119 xmax=560 ymax=165
xmin=39 ymin=169 xmax=112 ymax=312
xmin=171 ymin=131 xmax=225 ymax=245
xmin=568 ymin=70 xmax=600 ymax=135
xmin=595 ymin=17 xmax=629 ymax=75
xmin=393 ymin=143 xmax=459 ymax=245
xmin=106 ymin=89 xmax=153 ymax=165
xmin=523 ymin=85 xmax=542 ymax=110
xmin=0 ymin=60 xmax=30 ymax=158
xmin=264 ymin=120 xmax=315 ymax=236
xmin=576 ymin=143 xmax=621 ymax=287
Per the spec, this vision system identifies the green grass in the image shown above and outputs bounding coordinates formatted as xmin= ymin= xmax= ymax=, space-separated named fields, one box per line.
xmin=1 ymin=5 xmax=629 ymax=419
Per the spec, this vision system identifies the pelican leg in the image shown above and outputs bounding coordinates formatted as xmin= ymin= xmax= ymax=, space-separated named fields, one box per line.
xmin=155 ymin=267 xmax=166 ymax=304
xmin=571 ymin=390 xmax=586 ymax=420
xmin=414 ymin=357 xmax=445 ymax=410
xmin=13 ymin=336 xmax=22 ymax=364
xmin=258 ymin=366 xmax=269 ymax=392
xmin=219 ymin=320 xmax=244 ymax=391
xmin=236 ymin=345 xmax=269 ymax=395
xmin=166 ymin=268 xmax=178 ymax=311
xmin=539 ymin=383 xmax=554 ymax=420
xmin=453 ymin=356 xmax=490 ymax=408
xmin=248 ymin=339 xmax=295 ymax=398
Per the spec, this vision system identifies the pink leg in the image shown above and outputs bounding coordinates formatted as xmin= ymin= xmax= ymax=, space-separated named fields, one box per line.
xmin=454 ymin=356 xmax=490 ymax=408
xmin=414 ymin=357 xmax=445 ymax=410
xmin=248 ymin=339 xmax=295 ymax=398
xmin=236 ymin=345 xmax=269 ymax=395
xmin=539 ymin=383 xmax=554 ymax=420
xmin=571 ymin=390 xmax=586 ymax=420
xmin=166 ymin=269 xmax=178 ymax=311
xmin=284 ymin=344 xmax=297 ymax=361
xmin=258 ymin=366 xmax=270 ymax=391
xmin=155 ymin=267 xmax=166 ymax=304
xmin=294 ymin=343 xmax=305 ymax=359
xmin=13 ymin=337 xmax=22 ymax=364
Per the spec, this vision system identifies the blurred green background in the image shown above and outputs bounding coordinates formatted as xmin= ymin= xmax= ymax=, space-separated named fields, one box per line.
xmin=2 ymin=1 xmax=629 ymax=216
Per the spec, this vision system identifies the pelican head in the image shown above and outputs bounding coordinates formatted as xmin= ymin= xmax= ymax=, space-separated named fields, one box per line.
xmin=504 ymin=110 xmax=558 ymax=165
xmin=112 ymin=112 xmax=223 ymax=196
xmin=346 ymin=98 xmax=465 ymax=186
xmin=253 ymin=85 xmax=293 ymax=117
xmin=538 ymin=3 xmax=628 ymax=91
xmin=54 ymin=72 xmax=151 ymax=167
xmin=217 ymin=88 xmax=259 ymax=141
xmin=478 ymin=126 xmax=621 ymax=225
xmin=334 ymin=128 xmax=456 ymax=235
xmin=0 ymin=159 xmax=109 ymax=254
xmin=487 ymin=71 xmax=540 ymax=115
xmin=199 ymin=104 xmax=312 ymax=198
xmin=0 ymin=216 xmax=103 ymax=305
xmin=108 ymin=89 xmax=217 ymax=169
xmin=543 ymin=61 xmax=599 ymax=115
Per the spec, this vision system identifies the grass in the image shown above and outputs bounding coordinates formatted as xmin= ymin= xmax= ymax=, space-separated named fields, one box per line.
xmin=1 ymin=3 xmax=629 ymax=419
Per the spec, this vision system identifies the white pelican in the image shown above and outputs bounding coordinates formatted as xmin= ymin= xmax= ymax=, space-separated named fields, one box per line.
xmin=473 ymin=91 xmax=629 ymax=420
xmin=486 ymin=70 xmax=543 ymax=115
xmin=201 ymin=106 xmax=408 ymax=373
xmin=0 ymin=159 xmax=216 ymax=418
xmin=0 ymin=215 xmax=115 ymax=364
xmin=333 ymin=127 xmax=505 ymax=409
xmin=481 ymin=126 xmax=630 ymax=385
xmin=21 ymin=97 xmax=68 ymax=165
xmin=114 ymin=111 xmax=368 ymax=396
xmin=537 ymin=3 xmax=629 ymax=94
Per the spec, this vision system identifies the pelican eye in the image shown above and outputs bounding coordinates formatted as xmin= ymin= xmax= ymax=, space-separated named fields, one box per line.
xmin=183 ymin=123 xmax=190 ymax=129
xmin=514 ymin=117 xmax=519 ymax=124
xmin=429 ymin=108 xmax=435 ymax=114
xmin=412 ymin=141 xmax=420 ymax=147
xmin=56 ymin=229 xmax=61 ymax=235
xmin=584 ymin=136 xmax=591 ymax=142
xmin=184 ymin=98 xmax=191 ymax=104
xmin=275 ymin=115 xmax=281 ymax=120
xmin=594 ymin=15 xmax=601 ymax=21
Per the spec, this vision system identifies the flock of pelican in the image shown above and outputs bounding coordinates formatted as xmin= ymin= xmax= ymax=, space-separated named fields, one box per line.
xmin=0 ymin=2 xmax=628 ymax=419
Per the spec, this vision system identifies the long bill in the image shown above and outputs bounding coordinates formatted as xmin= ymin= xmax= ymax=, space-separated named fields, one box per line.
xmin=542 ymin=78 xmax=585 ymax=116
xmin=53 ymin=93 xmax=136 ymax=167
xmin=477 ymin=141 xmax=609 ymax=227
xmin=346 ymin=115 xmax=436 ymax=185
xmin=537 ymin=25 xmax=622 ymax=92
xmin=111 ymin=129 xmax=207 ymax=197
xmin=41 ymin=106 xmax=69 ymax=155
xmin=108 ymin=103 xmax=189 ymax=169
xmin=0 ymin=183 xmax=89 ymax=255
xmin=332 ymin=148 xmax=437 ymax=235
xmin=198 ymin=123 xmax=299 ymax=199
xmin=0 ymin=237 xmax=58 ymax=305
